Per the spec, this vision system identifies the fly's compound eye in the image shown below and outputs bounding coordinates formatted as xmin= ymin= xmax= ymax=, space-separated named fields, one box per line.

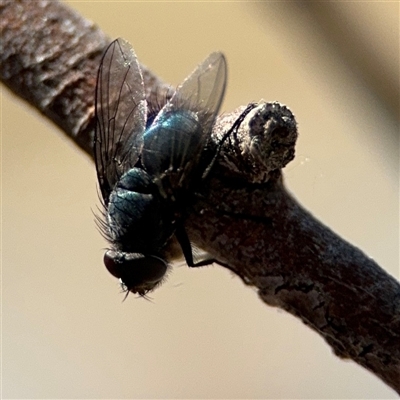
xmin=104 ymin=250 xmax=168 ymax=295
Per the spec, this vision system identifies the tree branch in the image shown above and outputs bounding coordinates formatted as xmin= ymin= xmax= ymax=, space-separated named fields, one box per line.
xmin=1 ymin=0 xmax=399 ymax=393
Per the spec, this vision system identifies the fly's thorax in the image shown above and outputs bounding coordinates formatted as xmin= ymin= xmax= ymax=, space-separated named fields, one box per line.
xmin=107 ymin=167 xmax=175 ymax=254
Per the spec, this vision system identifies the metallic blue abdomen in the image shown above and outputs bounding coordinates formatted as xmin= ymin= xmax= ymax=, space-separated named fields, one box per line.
xmin=142 ymin=110 xmax=203 ymax=182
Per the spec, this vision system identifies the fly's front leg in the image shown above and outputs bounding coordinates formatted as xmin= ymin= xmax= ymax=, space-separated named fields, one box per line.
xmin=175 ymin=224 xmax=215 ymax=267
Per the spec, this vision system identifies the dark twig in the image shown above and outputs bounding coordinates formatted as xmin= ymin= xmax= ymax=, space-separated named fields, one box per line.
xmin=1 ymin=0 xmax=399 ymax=393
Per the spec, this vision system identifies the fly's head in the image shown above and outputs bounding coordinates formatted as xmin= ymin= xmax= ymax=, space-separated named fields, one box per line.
xmin=104 ymin=250 xmax=168 ymax=297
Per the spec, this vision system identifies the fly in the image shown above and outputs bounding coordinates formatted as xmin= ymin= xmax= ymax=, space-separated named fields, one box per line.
xmin=94 ymin=38 xmax=253 ymax=298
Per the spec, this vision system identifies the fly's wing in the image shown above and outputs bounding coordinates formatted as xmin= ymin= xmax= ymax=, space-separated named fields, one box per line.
xmin=94 ymin=38 xmax=147 ymax=204
xmin=167 ymin=51 xmax=227 ymax=124
xmin=142 ymin=52 xmax=227 ymax=183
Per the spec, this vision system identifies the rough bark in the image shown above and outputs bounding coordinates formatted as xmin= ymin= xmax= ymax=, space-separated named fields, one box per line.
xmin=1 ymin=0 xmax=399 ymax=393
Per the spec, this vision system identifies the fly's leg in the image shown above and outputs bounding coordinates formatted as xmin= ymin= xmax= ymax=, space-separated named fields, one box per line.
xmin=176 ymin=105 xmax=257 ymax=268
xmin=175 ymin=224 xmax=215 ymax=267
xmin=202 ymin=103 xmax=257 ymax=180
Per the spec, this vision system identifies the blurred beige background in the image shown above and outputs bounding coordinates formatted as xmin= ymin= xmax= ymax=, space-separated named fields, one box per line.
xmin=2 ymin=2 xmax=398 ymax=399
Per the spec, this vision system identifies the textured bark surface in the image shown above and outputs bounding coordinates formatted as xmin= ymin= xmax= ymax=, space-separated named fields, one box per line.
xmin=1 ymin=0 xmax=399 ymax=393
